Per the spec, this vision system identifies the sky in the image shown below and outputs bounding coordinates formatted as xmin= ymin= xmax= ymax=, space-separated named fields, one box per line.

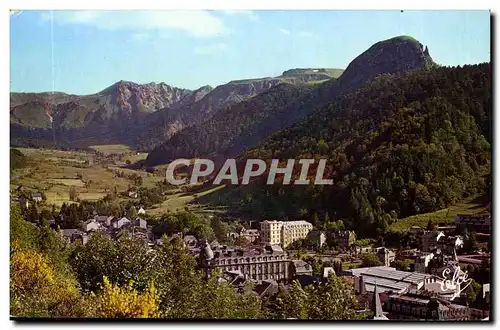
xmin=10 ymin=10 xmax=491 ymax=94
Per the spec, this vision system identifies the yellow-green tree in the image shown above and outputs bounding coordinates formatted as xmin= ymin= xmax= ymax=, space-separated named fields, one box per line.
xmin=10 ymin=242 xmax=82 ymax=317
xmin=90 ymin=277 xmax=160 ymax=318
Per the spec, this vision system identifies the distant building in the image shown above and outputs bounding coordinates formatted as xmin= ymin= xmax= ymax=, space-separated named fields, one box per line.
xmin=183 ymin=235 xmax=198 ymax=248
xmin=384 ymin=293 xmax=470 ymax=320
xmin=260 ymin=220 xmax=282 ymax=245
xmin=95 ymin=215 xmax=114 ymax=227
xmin=306 ymin=230 xmax=327 ymax=249
xmin=240 ymin=228 xmax=260 ymax=244
xmin=455 ymin=214 xmax=490 ymax=233
xmin=334 ymin=230 xmax=356 ymax=250
xmin=414 ymin=252 xmax=435 ymax=273
xmin=376 ymin=247 xmax=396 ymax=267
xmin=114 ymin=217 xmax=131 ymax=229
xmin=83 ymin=219 xmax=100 ymax=232
xmin=31 ymin=193 xmax=43 ymax=203
xmin=437 ymin=235 xmax=464 ymax=254
xmin=133 ymin=218 xmax=147 ymax=229
xmin=208 ymin=244 xmax=291 ymax=282
xmin=291 ymin=259 xmax=313 ymax=277
xmin=60 ymin=229 xmax=88 ymax=245
xmin=420 ymin=231 xmax=445 ymax=252
xmin=281 ymin=221 xmax=313 ymax=248
xmin=348 ymin=266 xmax=429 ymax=294
xmin=260 ymin=220 xmax=312 ymax=248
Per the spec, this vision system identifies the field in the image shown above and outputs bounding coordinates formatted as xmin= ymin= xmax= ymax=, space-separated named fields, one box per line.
xmin=389 ymin=195 xmax=488 ymax=233
xmin=10 ymin=147 xmax=229 ymax=216
xmin=147 ymin=185 xmax=226 ymax=216
xmin=10 ymin=147 xmax=162 ymax=208
xmin=89 ymin=144 xmax=132 ymax=154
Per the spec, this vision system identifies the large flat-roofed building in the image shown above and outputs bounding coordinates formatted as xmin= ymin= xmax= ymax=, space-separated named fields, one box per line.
xmin=209 ymin=244 xmax=291 ymax=282
xmin=346 ymin=266 xmax=430 ymax=294
xmin=260 ymin=220 xmax=313 ymax=248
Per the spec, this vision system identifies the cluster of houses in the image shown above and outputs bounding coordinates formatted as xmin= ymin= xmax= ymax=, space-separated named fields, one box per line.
xmin=11 ymin=191 xmax=43 ymax=208
xmin=59 ymin=213 xmax=149 ymax=245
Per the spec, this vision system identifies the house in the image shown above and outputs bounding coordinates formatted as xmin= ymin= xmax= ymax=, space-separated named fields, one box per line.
xmin=183 ymin=235 xmax=198 ymax=248
xmin=348 ymin=266 xmax=429 ymax=294
xmin=376 ymin=247 xmax=396 ymax=267
xmin=254 ymin=280 xmax=279 ymax=299
xmin=128 ymin=191 xmax=138 ymax=198
xmin=437 ymin=235 xmax=464 ymax=254
xmin=83 ymin=219 xmax=100 ymax=232
xmin=31 ymin=193 xmax=43 ymax=202
xmin=334 ymin=230 xmax=356 ymax=250
xmin=414 ymin=252 xmax=435 ymax=273
xmin=133 ymin=218 xmax=147 ymax=229
xmin=95 ymin=215 xmax=115 ymax=227
xmin=291 ymin=260 xmax=313 ymax=277
xmin=323 ymin=267 xmax=335 ymax=278
xmin=420 ymin=230 xmax=445 ymax=252
xmin=138 ymin=207 xmax=146 ymax=215
xmin=11 ymin=196 xmax=29 ymax=208
xmin=306 ymin=230 xmax=327 ymax=249
xmin=60 ymin=229 xmax=88 ymax=245
xmin=240 ymin=228 xmax=260 ymax=244
xmin=114 ymin=217 xmax=131 ymax=229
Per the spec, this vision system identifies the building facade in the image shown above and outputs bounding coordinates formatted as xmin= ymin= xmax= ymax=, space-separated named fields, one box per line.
xmin=281 ymin=221 xmax=313 ymax=248
xmin=334 ymin=230 xmax=356 ymax=250
xmin=209 ymin=244 xmax=291 ymax=281
xmin=260 ymin=220 xmax=313 ymax=248
xmin=420 ymin=231 xmax=445 ymax=252
xmin=384 ymin=294 xmax=470 ymax=320
xmin=260 ymin=221 xmax=282 ymax=245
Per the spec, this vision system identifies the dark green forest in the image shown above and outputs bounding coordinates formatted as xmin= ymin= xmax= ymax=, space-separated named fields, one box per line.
xmin=200 ymin=64 xmax=491 ymax=238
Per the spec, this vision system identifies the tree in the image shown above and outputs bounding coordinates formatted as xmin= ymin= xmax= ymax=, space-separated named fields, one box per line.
xmin=90 ymin=277 xmax=160 ymax=318
xmin=282 ymin=281 xmax=308 ymax=319
xmin=305 ymin=275 xmax=362 ymax=320
xmin=426 ymin=219 xmax=435 ymax=231
xmin=69 ymin=186 xmax=78 ymax=202
xmin=361 ymin=254 xmax=383 ymax=267
xmin=127 ymin=206 xmax=138 ymax=219
xmin=391 ymin=259 xmax=411 ymax=271
xmin=10 ymin=243 xmax=83 ymax=317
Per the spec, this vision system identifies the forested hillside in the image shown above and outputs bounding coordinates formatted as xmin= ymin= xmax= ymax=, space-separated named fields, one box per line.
xmin=200 ymin=63 xmax=491 ymax=237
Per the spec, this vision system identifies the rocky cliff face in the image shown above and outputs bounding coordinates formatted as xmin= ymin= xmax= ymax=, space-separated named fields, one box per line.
xmin=336 ymin=36 xmax=435 ymax=90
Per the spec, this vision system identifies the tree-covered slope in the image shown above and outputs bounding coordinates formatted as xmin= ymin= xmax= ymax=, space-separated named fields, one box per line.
xmin=199 ymin=63 xmax=491 ymax=237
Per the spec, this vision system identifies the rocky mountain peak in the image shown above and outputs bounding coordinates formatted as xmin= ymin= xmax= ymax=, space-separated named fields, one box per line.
xmin=337 ymin=35 xmax=435 ymax=89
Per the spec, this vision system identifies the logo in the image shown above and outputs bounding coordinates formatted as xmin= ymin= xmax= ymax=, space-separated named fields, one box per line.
xmin=435 ymin=265 xmax=473 ymax=300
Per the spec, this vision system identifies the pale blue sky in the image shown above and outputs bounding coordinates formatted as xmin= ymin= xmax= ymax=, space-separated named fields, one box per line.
xmin=10 ymin=10 xmax=490 ymax=94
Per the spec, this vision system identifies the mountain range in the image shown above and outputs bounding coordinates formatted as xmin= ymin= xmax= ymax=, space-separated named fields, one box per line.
xmin=10 ymin=65 xmax=343 ymax=149
xmin=10 ymin=35 xmax=491 ymax=235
